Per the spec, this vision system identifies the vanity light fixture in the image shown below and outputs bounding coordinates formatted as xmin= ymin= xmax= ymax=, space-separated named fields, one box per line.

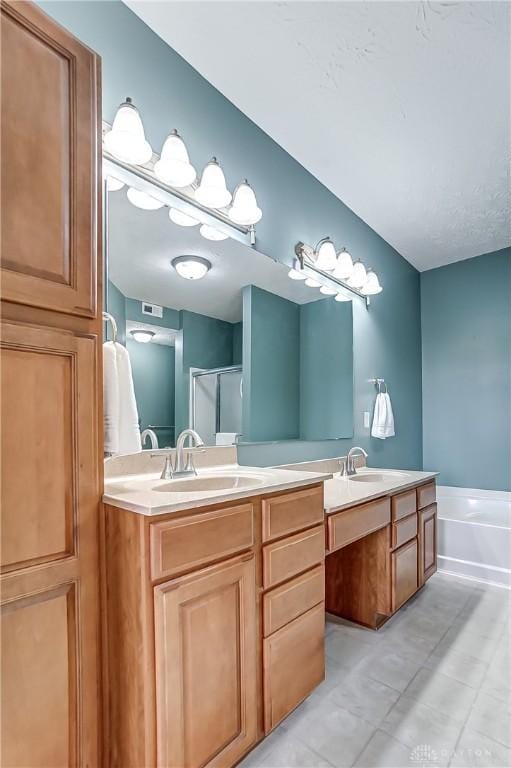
xmin=127 ymin=187 xmax=164 ymax=210
xmin=305 ymin=277 xmax=321 ymax=288
xmin=361 ymin=269 xmax=383 ymax=295
xmin=333 ymin=248 xmax=354 ymax=280
xmin=195 ymin=158 xmax=232 ymax=209
xmin=347 ymin=259 xmax=367 ymax=289
xmin=106 ymin=175 xmax=124 ymax=192
xmin=104 ymin=97 xmax=152 ymax=165
xmin=130 ymin=329 xmax=155 ymax=343
xmin=154 ymin=130 xmax=196 ymax=188
xmin=169 ymin=208 xmax=199 ymax=227
xmin=335 ymin=292 xmax=352 ymax=302
xmin=228 ymin=180 xmax=262 ymax=225
xmin=199 ymin=224 xmax=229 ymax=241
xmin=320 ymin=285 xmax=337 ymax=296
xmin=172 ymin=255 xmax=211 ymax=280
xmin=314 ymin=238 xmax=338 ymax=271
xmin=288 ymin=268 xmax=308 ymax=280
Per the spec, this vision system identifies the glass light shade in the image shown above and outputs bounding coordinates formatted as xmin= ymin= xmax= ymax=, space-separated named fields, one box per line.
xmin=172 ymin=255 xmax=211 ymax=280
xmin=335 ymin=292 xmax=352 ymax=302
xmin=305 ymin=277 xmax=321 ymax=288
xmin=169 ymin=208 xmax=199 ymax=227
xmin=127 ymin=187 xmax=164 ymax=210
xmin=361 ymin=269 xmax=383 ymax=295
xmin=154 ymin=130 xmax=196 ymax=188
xmin=348 ymin=260 xmax=367 ymax=289
xmin=228 ymin=180 xmax=262 ymax=225
xmin=195 ymin=158 xmax=232 ymax=208
xmin=320 ymin=285 xmax=337 ymax=295
xmin=130 ymin=329 xmax=155 ymax=343
xmin=104 ymin=98 xmax=152 ymax=165
xmin=288 ymin=268 xmax=307 ymax=280
xmin=200 ymin=224 xmax=229 ymax=241
xmin=106 ymin=175 xmax=124 ymax=192
xmin=314 ymin=239 xmax=337 ymax=271
xmin=333 ymin=249 xmax=354 ymax=280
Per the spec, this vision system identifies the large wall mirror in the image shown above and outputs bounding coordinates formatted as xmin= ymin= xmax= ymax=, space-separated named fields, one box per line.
xmin=104 ymin=170 xmax=353 ymax=449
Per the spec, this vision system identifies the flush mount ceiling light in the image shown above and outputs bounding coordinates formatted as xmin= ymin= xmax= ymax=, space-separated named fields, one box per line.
xmin=347 ymin=260 xmax=367 ymax=289
xmin=127 ymin=187 xmax=164 ymax=210
xmin=333 ymin=248 xmax=354 ymax=280
xmin=172 ymin=255 xmax=211 ymax=280
xmin=361 ymin=269 xmax=383 ymax=295
xmin=104 ymin=97 xmax=152 ymax=165
xmin=305 ymin=277 xmax=321 ymax=288
xmin=228 ymin=180 xmax=262 ymax=225
xmin=314 ymin=238 xmax=338 ymax=271
xmin=195 ymin=158 xmax=232 ymax=209
xmin=154 ymin=129 xmax=196 ymax=188
xmin=288 ymin=268 xmax=307 ymax=280
xmin=169 ymin=208 xmax=199 ymax=227
xmin=130 ymin=329 xmax=155 ymax=343
xmin=199 ymin=224 xmax=229 ymax=241
xmin=320 ymin=285 xmax=337 ymax=296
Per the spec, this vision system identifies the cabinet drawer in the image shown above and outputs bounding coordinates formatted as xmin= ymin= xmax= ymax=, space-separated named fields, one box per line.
xmin=263 ymin=603 xmax=325 ymax=732
xmin=262 ymin=485 xmax=324 ymax=542
xmin=391 ymin=537 xmax=419 ymax=611
xmin=150 ymin=504 xmax=254 ymax=580
xmin=263 ymin=565 xmax=324 ymax=637
xmin=392 ymin=513 xmax=418 ymax=549
xmin=263 ymin=525 xmax=324 ymax=590
xmin=417 ymin=482 xmax=436 ymax=510
xmin=391 ymin=489 xmax=417 ymax=522
xmin=327 ymin=497 xmax=390 ymax=552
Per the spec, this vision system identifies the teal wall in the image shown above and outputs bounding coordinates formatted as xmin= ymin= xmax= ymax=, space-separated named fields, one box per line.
xmin=127 ymin=339 xmax=175 ymax=448
xmin=421 ymin=248 xmax=511 ymax=491
xmin=232 ymin=322 xmax=243 ymax=366
xmin=42 ymin=0 xmax=423 ymax=470
xmin=242 ymin=286 xmax=300 ymax=442
xmin=300 ymin=299 xmax=353 ymax=440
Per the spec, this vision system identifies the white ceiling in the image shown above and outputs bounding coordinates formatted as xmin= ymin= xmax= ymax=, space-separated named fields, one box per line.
xmin=125 ymin=0 xmax=510 ymax=271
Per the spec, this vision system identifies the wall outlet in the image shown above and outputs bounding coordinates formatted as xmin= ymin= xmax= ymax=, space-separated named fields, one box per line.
xmin=363 ymin=411 xmax=371 ymax=428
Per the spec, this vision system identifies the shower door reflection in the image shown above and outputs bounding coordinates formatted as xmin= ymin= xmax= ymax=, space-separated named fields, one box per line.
xmin=191 ymin=366 xmax=242 ymax=446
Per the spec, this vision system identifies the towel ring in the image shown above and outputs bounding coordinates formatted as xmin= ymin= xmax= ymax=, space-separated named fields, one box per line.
xmin=103 ymin=311 xmax=118 ymax=343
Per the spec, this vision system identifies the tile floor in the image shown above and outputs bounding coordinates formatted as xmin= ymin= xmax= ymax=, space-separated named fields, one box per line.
xmin=240 ymin=573 xmax=511 ymax=768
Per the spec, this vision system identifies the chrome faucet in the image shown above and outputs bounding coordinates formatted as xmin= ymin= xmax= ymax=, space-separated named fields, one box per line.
xmin=141 ymin=428 xmax=159 ymax=450
xmin=174 ymin=429 xmax=205 ymax=477
xmin=340 ymin=446 xmax=368 ymax=477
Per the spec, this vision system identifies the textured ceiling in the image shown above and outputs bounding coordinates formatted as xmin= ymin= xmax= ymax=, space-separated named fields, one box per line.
xmin=125 ymin=0 xmax=510 ymax=271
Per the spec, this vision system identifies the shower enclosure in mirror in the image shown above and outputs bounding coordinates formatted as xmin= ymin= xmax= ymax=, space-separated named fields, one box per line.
xmin=104 ymin=165 xmax=354 ymax=449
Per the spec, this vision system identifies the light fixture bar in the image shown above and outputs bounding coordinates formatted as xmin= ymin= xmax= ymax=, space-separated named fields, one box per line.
xmin=102 ymin=122 xmax=255 ymax=247
xmin=294 ymin=241 xmax=370 ymax=306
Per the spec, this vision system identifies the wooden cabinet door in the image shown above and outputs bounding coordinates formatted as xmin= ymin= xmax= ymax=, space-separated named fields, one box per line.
xmin=419 ymin=503 xmax=437 ymax=585
xmin=0 ymin=0 xmax=99 ymax=317
xmin=154 ymin=554 xmax=258 ymax=768
xmin=1 ymin=321 xmax=101 ymax=767
xmin=391 ymin=537 xmax=419 ymax=611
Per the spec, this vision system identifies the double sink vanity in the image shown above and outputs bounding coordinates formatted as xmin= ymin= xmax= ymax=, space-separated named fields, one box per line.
xmin=103 ymin=445 xmax=437 ymax=768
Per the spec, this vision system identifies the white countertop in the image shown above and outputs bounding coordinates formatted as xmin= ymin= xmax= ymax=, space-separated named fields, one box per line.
xmin=323 ymin=467 xmax=438 ymax=514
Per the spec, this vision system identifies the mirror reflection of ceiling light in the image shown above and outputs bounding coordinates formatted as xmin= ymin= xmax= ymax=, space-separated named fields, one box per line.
xmin=106 ymin=175 xmax=124 ymax=192
xmin=199 ymin=224 xmax=229 ymax=241
xmin=195 ymin=157 xmax=232 ymax=208
xmin=127 ymin=187 xmax=164 ymax=210
xmin=169 ymin=208 xmax=199 ymax=227
xmin=333 ymin=248 xmax=354 ymax=280
xmin=347 ymin=260 xmax=367 ymax=289
xmin=228 ymin=180 xmax=262 ymax=225
xmin=154 ymin=130 xmax=196 ymax=188
xmin=335 ymin=292 xmax=352 ymax=302
xmin=314 ymin=238 xmax=338 ymax=271
xmin=130 ymin=329 xmax=155 ymax=343
xmin=305 ymin=277 xmax=321 ymax=288
xmin=172 ymin=255 xmax=211 ymax=280
xmin=361 ymin=269 xmax=383 ymax=295
xmin=288 ymin=268 xmax=307 ymax=280
xmin=320 ymin=285 xmax=337 ymax=295
xmin=104 ymin=97 xmax=152 ymax=165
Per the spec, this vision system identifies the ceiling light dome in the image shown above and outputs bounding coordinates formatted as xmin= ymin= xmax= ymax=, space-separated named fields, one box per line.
xmin=228 ymin=180 xmax=262 ymax=225
xmin=195 ymin=157 xmax=232 ymax=208
xmin=305 ymin=277 xmax=321 ymax=288
xmin=361 ymin=269 xmax=383 ymax=295
xmin=127 ymin=187 xmax=164 ymax=210
xmin=333 ymin=248 xmax=354 ymax=280
xmin=154 ymin=130 xmax=196 ymax=188
xmin=169 ymin=208 xmax=199 ymax=227
xmin=347 ymin=259 xmax=367 ymax=289
xmin=104 ymin=97 xmax=152 ymax=165
xmin=288 ymin=268 xmax=307 ymax=280
xmin=199 ymin=224 xmax=229 ymax=241
xmin=130 ymin=329 xmax=155 ymax=343
xmin=172 ymin=255 xmax=211 ymax=280
xmin=314 ymin=238 xmax=337 ymax=271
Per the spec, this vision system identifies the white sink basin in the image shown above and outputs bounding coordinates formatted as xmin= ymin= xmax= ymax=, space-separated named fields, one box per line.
xmin=155 ymin=474 xmax=265 ymax=493
xmin=349 ymin=470 xmax=411 ymax=484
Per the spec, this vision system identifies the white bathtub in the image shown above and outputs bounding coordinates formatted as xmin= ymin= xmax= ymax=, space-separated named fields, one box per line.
xmin=437 ymin=485 xmax=511 ymax=589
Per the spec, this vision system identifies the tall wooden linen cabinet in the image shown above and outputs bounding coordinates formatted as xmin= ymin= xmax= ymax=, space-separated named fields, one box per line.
xmin=1 ymin=2 xmax=103 ymax=766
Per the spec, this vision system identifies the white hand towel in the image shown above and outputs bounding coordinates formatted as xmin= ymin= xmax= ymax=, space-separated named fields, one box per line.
xmin=115 ymin=342 xmax=142 ymax=454
xmin=103 ymin=341 xmax=120 ymax=455
xmin=371 ymin=392 xmax=395 ymax=439
xmin=215 ymin=432 xmax=238 ymax=446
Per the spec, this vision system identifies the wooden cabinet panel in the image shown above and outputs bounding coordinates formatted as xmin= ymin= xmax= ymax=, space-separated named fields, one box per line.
xmin=419 ymin=503 xmax=437 ymax=585
xmin=392 ymin=512 xmax=418 ymax=550
xmin=263 ymin=603 xmax=324 ymax=732
xmin=263 ymin=565 xmax=324 ymax=637
xmin=263 ymin=524 xmax=324 ymax=590
xmin=391 ymin=489 xmax=417 ymax=522
xmin=150 ymin=503 xmax=254 ymax=580
xmin=392 ymin=538 xmax=419 ymax=611
xmin=327 ymin=497 xmax=390 ymax=552
xmin=154 ymin=554 xmax=257 ymax=768
xmin=262 ymin=485 xmax=324 ymax=542
xmin=0 ymin=0 xmax=98 ymax=317
xmin=417 ymin=482 xmax=436 ymax=510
